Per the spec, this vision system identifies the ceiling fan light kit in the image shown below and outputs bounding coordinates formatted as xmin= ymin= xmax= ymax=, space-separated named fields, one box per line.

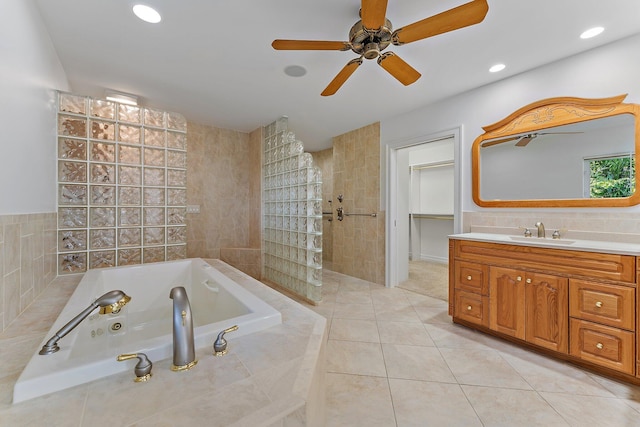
xmin=272 ymin=0 xmax=489 ymax=96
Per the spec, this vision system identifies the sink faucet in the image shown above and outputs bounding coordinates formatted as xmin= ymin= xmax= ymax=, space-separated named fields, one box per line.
xmin=535 ymin=222 xmax=545 ymax=238
xmin=169 ymin=286 xmax=197 ymax=371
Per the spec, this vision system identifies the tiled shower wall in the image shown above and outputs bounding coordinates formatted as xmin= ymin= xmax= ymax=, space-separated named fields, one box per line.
xmin=332 ymin=122 xmax=385 ymax=285
xmin=56 ymin=93 xmax=187 ymax=274
xmin=262 ymin=118 xmax=323 ymax=303
xmin=1 ymin=213 xmax=57 ymax=332
xmin=311 ymin=148 xmax=334 ymax=264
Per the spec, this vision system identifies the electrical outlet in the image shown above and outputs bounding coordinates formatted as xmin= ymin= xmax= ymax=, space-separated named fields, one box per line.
xmin=186 ymin=205 xmax=200 ymax=214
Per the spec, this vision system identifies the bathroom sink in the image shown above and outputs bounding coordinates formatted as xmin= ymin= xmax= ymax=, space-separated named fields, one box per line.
xmin=508 ymin=236 xmax=575 ymax=245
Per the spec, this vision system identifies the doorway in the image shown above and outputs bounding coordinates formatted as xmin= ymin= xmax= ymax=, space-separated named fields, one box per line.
xmin=385 ymin=127 xmax=462 ymax=301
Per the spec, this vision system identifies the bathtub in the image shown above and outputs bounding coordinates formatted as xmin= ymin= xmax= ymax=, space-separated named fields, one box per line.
xmin=13 ymin=258 xmax=282 ymax=403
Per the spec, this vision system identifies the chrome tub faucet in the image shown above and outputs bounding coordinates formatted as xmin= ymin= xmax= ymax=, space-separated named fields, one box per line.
xmin=535 ymin=222 xmax=545 ymax=238
xmin=169 ymin=286 xmax=197 ymax=371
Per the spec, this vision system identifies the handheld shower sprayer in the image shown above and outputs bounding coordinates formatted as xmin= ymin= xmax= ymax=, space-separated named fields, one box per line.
xmin=39 ymin=290 xmax=131 ymax=355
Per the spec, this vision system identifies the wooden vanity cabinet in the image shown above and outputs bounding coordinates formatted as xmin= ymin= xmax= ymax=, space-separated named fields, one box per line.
xmin=489 ymin=267 xmax=568 ymax=353
xmin=450 ymin=238 xmax=637 ymax=381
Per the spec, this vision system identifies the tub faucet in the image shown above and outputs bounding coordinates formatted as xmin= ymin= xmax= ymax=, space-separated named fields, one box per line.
xmin=169 ymin=286 xmax=197 ymax=371
xmin=535 ymin=222 xmax=545 ymax=238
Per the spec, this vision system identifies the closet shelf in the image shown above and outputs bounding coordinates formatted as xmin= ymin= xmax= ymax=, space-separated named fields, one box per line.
xmin=410 ymin=213 xmax=454 ymax=220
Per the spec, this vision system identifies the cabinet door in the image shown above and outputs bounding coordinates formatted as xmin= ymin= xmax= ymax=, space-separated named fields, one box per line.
xmin=489 ymin=266 xmax=525 ymax=339
xmin=525 ymin=272 xmax=569 ymax=353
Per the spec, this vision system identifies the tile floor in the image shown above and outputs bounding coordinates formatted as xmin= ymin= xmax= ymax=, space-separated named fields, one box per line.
xmin=303 ymin=268 xmax=640 ymax=426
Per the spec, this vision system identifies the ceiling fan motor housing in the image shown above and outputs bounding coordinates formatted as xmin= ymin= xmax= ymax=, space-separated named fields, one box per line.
xmin=349 ymin=19 xmax=392 ymax=59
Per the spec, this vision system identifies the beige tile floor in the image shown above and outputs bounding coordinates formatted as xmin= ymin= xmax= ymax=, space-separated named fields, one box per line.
xmin=303 ymin=268 xmax=640 ymax=426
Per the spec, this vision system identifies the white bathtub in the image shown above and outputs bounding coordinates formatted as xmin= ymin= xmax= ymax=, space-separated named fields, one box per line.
xmin=13 ymin=258 xmax=282 ymax=403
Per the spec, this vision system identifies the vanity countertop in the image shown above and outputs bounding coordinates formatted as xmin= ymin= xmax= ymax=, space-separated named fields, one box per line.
xmin=450 ymin=232 xmax=640 ymax=256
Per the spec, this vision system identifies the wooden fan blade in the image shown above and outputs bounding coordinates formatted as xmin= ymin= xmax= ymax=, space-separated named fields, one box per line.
xmin=272 ymin=40 xmax=351 ymax=51
xmin=515 ymin=135 xmax=534 ymax=147
xmin=377 ymin=52 xmax=421 ymax=86
xmin=361 ymin=0 xmax=388 ymax=31
xmin=321 ymin=58 xmax=363 ymax=96
xmin=481 ymin=136 xmax=520 ymax=148
xmin=392 ymin=0 xmax=489 ymax=45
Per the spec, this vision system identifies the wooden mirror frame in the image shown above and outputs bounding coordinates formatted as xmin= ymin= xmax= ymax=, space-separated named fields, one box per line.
xmin=472 ymin=95 xmax=640 ymax=207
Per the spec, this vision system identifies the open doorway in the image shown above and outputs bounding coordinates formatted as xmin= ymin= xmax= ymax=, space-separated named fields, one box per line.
xmin=385 ymin=127 xmax=462 ymax=301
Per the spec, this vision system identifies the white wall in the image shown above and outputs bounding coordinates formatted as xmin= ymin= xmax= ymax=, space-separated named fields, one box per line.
xmin=381 ymin=33 xmax=640 ymax=215
xmin=481 ymin=123 xmax=633 ymax=200
xmin=0 ymin=0 xmax=69 ymax=215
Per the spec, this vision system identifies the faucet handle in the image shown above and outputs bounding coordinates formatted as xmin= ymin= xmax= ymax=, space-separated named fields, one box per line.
xmin=213 ymin=325 xmax=239 ymax=356
xmin=518 ymin=226 xmax=532 ymax=237
xmin=117 ymin=352 xmax=152 ymax=382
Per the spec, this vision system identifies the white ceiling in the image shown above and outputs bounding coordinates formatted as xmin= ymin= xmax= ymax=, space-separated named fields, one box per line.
xmin=34 ymin=0 xmax=640 ymax=152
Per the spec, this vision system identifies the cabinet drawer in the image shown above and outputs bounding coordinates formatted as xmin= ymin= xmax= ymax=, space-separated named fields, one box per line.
xmin=570 ymin=319 xmax=635 ymax=375
xmin=454 ymin=261 xmax=488 ymax=295
xmin=569 ymin=280 xmax=635 ymax=331
xmin=454 ymin=290 xmax=489 ymax=327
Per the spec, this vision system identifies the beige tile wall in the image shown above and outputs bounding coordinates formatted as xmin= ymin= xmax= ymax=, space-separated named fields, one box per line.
xmin=312 ymin=148 xmax=334 ymax=263
xmin=331 ymin=122 xmax=385 ymax=285
xmin=464 ymin=211 xmax=640 ymax=243
xmin=186 ymin=122 xmax=262 ymax=277
xmin=1 ymin=213 xmax=57 ymax=332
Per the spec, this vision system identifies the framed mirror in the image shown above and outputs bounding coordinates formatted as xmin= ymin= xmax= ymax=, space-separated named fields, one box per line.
xmin=472 ymin=95 xmax=640 ymax=207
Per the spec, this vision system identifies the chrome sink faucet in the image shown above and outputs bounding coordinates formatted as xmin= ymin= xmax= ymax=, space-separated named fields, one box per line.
xmin=535 ymin=222 xmax=545 ymax=238
xmin=169 ymin=286 xmax=197 ymax=371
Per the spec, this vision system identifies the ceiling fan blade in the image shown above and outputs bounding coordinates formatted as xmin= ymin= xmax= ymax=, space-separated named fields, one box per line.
xmin=272 ymin=40 xmax=351 ymax=51
xmin=515 ymin=135 xmax=535 ymax=147
xmin=321 ymin=58 xmax=363 ymax=96
xmin=480 ymin=136 xmax=520 ymax=148
xmin=361 ymin=0 xmax=389 ymax=31
xmin=377 ymin=52 xmax=421 ymax=86
xmin=391 ymin=0 xmax=489 ymax=45
xmin=538 ymin=131 xmax=583 ymax=135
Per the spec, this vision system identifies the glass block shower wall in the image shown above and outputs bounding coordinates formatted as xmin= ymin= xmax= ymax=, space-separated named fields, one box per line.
xmin=56 ymin=92 xmax=187 ymax=274
xmin=263 ymin=117 xmax=323 ymax=303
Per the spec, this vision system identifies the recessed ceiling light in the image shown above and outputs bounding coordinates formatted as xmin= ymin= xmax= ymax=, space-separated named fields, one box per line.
xmin=489 ymin=63 xmax=506 ymax=73
xmin=133 ymin=4 xmax=161 ymax=24
xmin=580 ymin=26 xmax=604 ymax=39
xmin=284 ymin=65 xmax=307 ymax=77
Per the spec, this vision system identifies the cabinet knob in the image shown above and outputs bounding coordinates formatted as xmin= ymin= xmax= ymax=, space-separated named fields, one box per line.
xmin=525 ymin=278 xmax=532 ymax=284
xmin=467 ymin=305 xmax=473 ymax=311
xmin=516 ymin=276 xmax=522 ymax=282
xmin=596 ymin=343 xmax=604 ymax=350
xmin=466 ymin=275 xmax=472 ymax=281
xmin=595 ymin=301 xmax=603 ymax=308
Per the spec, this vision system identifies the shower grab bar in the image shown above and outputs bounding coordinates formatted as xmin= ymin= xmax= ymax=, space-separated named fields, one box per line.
xmin=344 ymin=212 xmax=377 ymax=218
xmin=322 ymin=211 xmax=333 ymax=215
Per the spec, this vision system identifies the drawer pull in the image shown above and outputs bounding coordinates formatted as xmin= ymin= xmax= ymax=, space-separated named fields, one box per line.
xmin=525 ymin=278 xmax=532 ymax=284
xmin=596 ymin=342 xmax=604 ymax=350
xmin=467 ymin=305 xmax=473 ymax=311
xmin=516 ymin=276 xmax=522 ymax=282
xmin=595 ymin=301 xmax=603 ymax=308
xmin=466 ymin=275 xmax=472 ymax=281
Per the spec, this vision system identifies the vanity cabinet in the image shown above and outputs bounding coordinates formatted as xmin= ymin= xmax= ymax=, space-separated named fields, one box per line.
xmin=489 ymin=267 xmax=568 ymax=353
xmin=450 ymin=238 xmax=637 ymax=381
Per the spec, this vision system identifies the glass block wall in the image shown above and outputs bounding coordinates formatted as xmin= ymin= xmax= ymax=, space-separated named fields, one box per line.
xmin=263 ymin=117 xmax=323 ymax=302
xmin=56 ymin=92 xmax=187 ymax=274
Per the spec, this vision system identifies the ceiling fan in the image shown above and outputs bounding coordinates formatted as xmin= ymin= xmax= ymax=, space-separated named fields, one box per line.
xmin=272 ymin=0 xmax=489 ymax=96
xmin=481 ymin=131 xmax=584 ymax=148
